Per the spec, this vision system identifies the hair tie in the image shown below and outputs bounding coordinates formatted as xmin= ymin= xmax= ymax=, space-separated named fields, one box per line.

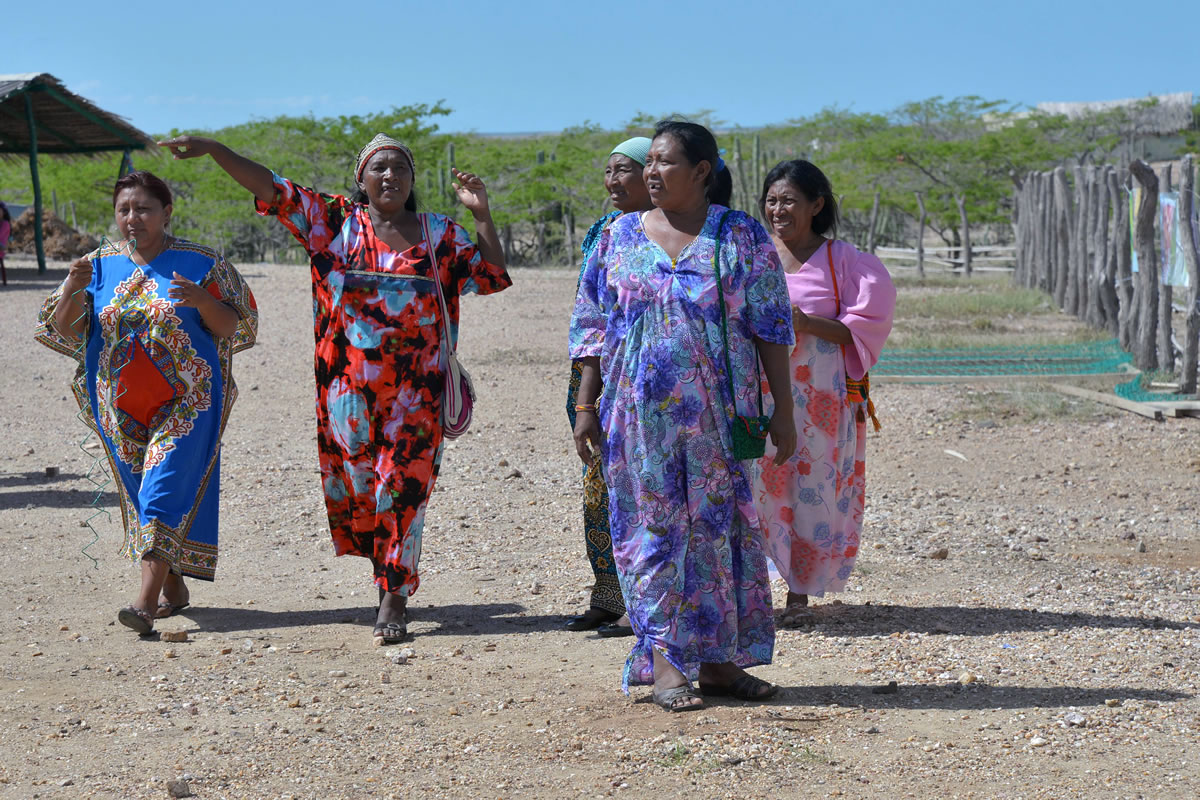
xmin=715 ymin=157 xmax=726 ymax=173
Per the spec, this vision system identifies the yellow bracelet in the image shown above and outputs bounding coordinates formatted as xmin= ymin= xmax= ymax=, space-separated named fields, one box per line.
xmin=575 ymin=403 xmax=597 ymax=413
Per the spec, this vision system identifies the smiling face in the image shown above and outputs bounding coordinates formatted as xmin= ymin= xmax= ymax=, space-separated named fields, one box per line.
xmin=604 ymin=154 xmax=651 ymax=213
xmin=114 ymin=186 xmax=171 ymax=247
xmin=644 ymin=134 xmax=710 ymax=212
xmin=359 ymin=149 xmax=414 ymax=213
xmin=762 ymin=178 xmax=824 ymax=245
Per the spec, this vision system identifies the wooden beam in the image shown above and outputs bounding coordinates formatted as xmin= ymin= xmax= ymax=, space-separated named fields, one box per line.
xmin=0 ymin=103 xmax=81 ymax=149
xmin=872 ymin=372 xmax=1136 ymax=385
xmin=24 ymin=92 xmax=45 ymax=273
xmin=1049 ymin=384 xmax=1164 ymax=421
xmin=34 ymin=84 xmax=147 ymax=149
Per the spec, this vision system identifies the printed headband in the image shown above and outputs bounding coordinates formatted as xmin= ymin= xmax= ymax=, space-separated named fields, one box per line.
xmin=355 ymin=133 xmax=415 ymax=182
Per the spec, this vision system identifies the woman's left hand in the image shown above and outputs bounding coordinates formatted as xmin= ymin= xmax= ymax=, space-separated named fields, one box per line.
xmin=452 ymin=168 xmax=490 ymax=214
xmin=792 ymin=305 xmax=810 ymax=337
xmin=169 ymin=272 xmax=211 ymax=308
xmin=767 ymin=409 xmax=797 ymax=465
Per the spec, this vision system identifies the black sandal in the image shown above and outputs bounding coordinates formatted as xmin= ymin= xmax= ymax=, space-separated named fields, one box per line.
xmin=652 ymin=685 xmax=705 ymax=712
xmin=564 ymin=607 xmax=620 ymax=631
xmin=698 ymin=674 xmax=778 ymax=701
xmin=372 ymin=620 xmax=407 ymax=644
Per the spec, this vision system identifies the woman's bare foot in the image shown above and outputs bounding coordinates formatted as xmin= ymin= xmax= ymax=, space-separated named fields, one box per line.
xmin=785 ymin=591 xmax=808 ymax=610
xmin=374 ymin=586 xmax=408 ymax=642
xmin=651 ymin=649 xmax=703 ymax=710
xmin=698 ymin=662 xmax=777 ymax=700
xmin=155 ymin=572 xmax=190 ymax=618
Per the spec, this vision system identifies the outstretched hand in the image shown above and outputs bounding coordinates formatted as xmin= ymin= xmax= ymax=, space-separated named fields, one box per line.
xmin=451 ymin=168 xmax=490 ymax=215
xmin=158 ymin=136 xmax=221 ymax=160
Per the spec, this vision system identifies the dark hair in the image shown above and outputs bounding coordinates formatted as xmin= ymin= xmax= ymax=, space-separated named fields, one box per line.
xmin=112 ymin=170 xmax=173 ymax=209
xmin=652 ymin=120 xmax=732 ymax=207
xmin=350 ymin=185 xmax=419 ymax=212
xmin=759 ymin=160 xmax=839 ymax=237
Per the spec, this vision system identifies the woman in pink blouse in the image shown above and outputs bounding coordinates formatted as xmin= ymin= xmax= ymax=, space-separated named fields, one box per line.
xmin=753 ymin=160 xmax=896 ymax=616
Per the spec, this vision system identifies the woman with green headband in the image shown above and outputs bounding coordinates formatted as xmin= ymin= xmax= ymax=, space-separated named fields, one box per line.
xmin=563 ymin=137 xmax=654 ymax=638
xmin=159 ymin=133 xmax=511 ymax=644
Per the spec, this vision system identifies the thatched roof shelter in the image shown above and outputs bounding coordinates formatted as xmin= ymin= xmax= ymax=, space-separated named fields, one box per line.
xmin=0 ymin=73 xmax=155 ymax=272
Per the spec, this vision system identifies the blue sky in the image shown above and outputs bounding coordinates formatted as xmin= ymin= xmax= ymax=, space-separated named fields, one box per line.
xmin=8 ymin=0 xmax=1200 ymax=137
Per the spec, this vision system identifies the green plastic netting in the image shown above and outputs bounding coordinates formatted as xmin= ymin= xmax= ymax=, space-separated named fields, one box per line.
xmin=874 ymin=339 xmax=1134 ymax=378
xmin=1114 ymin=373 xmax=1198 ymax=403
xmin=875 ymin=339 xmax=1197 ymax=402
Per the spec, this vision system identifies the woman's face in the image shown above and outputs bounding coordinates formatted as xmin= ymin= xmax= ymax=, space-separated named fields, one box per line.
xmin=114 ymin=186 xmax=171 ymax=245
xmin=604 ymin=154 xmax=651 ymax=213
xmin=359 ymin=149 xmax=413 ymax=213
xmin=644 ymin=134 xmax=710 ymax=211
xmin=763 ymin=178 xmax=824 ymax=244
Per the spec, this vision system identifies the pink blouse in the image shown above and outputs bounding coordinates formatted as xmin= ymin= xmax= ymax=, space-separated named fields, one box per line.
xmin=785 ymin=239 xmax=896 ymax=380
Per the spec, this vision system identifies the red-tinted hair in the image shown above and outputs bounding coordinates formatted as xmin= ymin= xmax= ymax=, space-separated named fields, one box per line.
xmin=112 ymin=170 xmax=173 ymax=208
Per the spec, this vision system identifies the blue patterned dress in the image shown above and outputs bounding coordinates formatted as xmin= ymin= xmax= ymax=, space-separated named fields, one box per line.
xmin=569 ymin=206 xmax=794 ymax=689
xmin=566 ymin=210 xmax=624 ymax=616
xmin=36 ymin=240 xmax=258 ymax=579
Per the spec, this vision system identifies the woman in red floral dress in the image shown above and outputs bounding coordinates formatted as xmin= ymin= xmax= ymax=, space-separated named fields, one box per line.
xmin=160 ymin=133 xmax=511 ymax=643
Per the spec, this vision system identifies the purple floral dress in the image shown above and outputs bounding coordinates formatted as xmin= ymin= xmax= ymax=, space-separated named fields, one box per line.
xmin=569 ymin=206 xmax=794 ymax=690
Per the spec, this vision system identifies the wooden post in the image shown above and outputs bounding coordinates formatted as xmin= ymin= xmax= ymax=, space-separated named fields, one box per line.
xmin=1037 ymin=172 xmax=1051 ymax=291
xmin=954 ymin=194 xmax=972 ymax=276
xmin=1100 ymin=167 xmax=1121 ymax=336
xmin=1086 ymin=167 xmax=1106 ymax=328
xmin=1130 ymin=160 xmax=1160 ymax=371
xmin=1158 ymin=165 xmax=1175 ymax=372
xmin=70 ymin=200 xmax=77 ymax=230
xmin=1114 ymin=166 xmax=1135 ymax=350
xmin=865 ymin=189 xmax=881 ymax=254
xmin=1053 ymin=168 xmax=1072 ymax=308
xmin=1069 ymin=166 xmax=1088 ymax=317
xmin=24 ymin=93 xmax=46 ymax=273
xmin=915 ymin=191 xmax=926 ymax=279
xmin=1178 ymin=155 xmax=1200 ymax=393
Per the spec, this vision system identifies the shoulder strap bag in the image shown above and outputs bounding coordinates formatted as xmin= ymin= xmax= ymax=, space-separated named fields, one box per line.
xmin=712 ymin=211 xmax=770 ymax=460
xmin=421 ymin=214 xmax=475 ymax=439
xmin=824 ymin=239 xmax=881 ymax=431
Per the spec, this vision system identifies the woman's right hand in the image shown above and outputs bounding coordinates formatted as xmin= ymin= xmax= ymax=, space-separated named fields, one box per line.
xmin=64 ymin=256 xmax=93 ymax=293
xmin=158 ymin=136 xmax=222 ymax=160
xmin=573 ymin=412 xmax=603 ymax=466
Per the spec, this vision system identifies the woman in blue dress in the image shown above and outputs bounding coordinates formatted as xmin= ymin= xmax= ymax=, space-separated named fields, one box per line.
xmin=36 ymin=170 xmax=258 ymax=635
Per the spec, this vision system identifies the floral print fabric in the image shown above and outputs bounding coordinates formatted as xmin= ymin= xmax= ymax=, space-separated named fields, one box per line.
xmin=256 ymin=173 xmax=511 ymax=596
xmin=35 ymin=240 xmax=258 ymax=580
xmin=569 ymin=206 xmax=793 ymax=690
xmin=754 ymin=240 xmax=895 ymax=596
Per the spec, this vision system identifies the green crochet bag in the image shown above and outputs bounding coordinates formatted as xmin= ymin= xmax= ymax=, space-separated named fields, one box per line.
xmin=712 ymin=212 xmax=769 ymax=460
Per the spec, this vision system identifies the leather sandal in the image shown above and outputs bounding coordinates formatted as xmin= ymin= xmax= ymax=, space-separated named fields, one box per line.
xmin=698 ymin=674 xmax=778 ymax=701
xmin=117 ymin=606 xmax=154 ymax=635
xmin=564 ymin=607 xmax=620 ymax=631
xmin=652 ymin=685 xmax=704 ymax=712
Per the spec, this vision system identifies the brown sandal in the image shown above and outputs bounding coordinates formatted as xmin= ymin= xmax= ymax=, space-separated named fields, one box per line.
xmin=117 ymin=606 xmax=154 ymax=635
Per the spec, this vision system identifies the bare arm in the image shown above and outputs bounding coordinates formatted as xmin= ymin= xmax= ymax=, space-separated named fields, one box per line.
xmin=572 ymin=356 xmax=603 ymax=464
xmin=756 ymin=339 xmax=797 ymax=465
xmin=160 ymin=137 xmax=277 ymax=205
xmin=452 ymin=168 xmax=507 ymax=271
xmin=51 ymin=257 xmax=93 ymax=339
xmin=793 ymin=307 xmax=853 ymax=344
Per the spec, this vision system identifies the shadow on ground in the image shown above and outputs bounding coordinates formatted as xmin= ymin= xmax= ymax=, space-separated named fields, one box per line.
xmin=182 ymin=602 xmax=565 ymax=636
xmin=757 ymin=683 xmax=1191 ymax=711
xmin=779 ymin=602 xmax=1196 ymax=635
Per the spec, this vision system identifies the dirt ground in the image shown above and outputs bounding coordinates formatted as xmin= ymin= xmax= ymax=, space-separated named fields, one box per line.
xmin=1 ymin=257 xmax=1197 ymax=800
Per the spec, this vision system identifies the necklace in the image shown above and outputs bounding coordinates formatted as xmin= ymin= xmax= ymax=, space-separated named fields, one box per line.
xmin=132 ymin=234 xmax=172 ymax=266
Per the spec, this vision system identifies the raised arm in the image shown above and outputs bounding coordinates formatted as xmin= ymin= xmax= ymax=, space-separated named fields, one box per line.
xmin=159 ymin=137 xmax=276 ymax=204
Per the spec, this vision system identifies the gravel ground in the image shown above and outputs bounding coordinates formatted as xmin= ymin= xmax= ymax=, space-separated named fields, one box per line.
xmin=1 ymin=257 xmax=1197 ymax=800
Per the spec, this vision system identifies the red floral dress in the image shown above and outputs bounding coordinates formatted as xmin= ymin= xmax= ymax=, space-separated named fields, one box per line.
xmin=257 ymin=174 xmax=511 ymax=595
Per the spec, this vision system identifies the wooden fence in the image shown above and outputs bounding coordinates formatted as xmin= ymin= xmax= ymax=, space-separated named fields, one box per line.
xmin=1012 ymin=156 xmax=1200 ymax=391
xmin=877 ymin=244 xmax=1016 ymax=275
